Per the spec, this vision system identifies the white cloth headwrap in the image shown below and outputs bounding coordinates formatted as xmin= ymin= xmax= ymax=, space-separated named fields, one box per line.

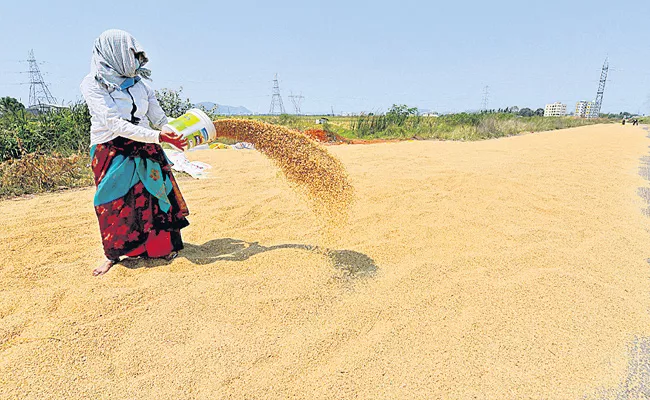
xmin=91 ymin=29 xmax=152 ymax=91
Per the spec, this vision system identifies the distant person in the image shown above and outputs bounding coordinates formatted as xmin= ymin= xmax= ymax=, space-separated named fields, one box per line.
xmin=80 ymin=29 xmax=190 ymax=276
xmin=622 ymin=119 xmax=626 ymax=125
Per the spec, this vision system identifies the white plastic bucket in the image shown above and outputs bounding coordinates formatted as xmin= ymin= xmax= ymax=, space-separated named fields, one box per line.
xmin=164 ymin=108 xmax=216 ymax=149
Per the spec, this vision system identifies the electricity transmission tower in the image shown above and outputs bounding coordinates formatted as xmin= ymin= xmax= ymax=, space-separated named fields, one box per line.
xmin=268 ymin=73 xmax=285 ymax=115
xmin=481 ymin=86 xmax=490 ymax=111
xmin=288 ymin=92 xmax=304 ymax=115
xmin=27 ymin=49 xmax=56 ymax=106
xmin=589 ymin=58 xmax=609 ymax=119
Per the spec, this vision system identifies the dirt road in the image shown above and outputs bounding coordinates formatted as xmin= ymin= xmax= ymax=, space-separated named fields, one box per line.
xmin=1 ymin=124 xmax=649 ymax=398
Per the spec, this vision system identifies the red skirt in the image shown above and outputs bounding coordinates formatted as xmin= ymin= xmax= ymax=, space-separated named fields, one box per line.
xmin=92 ymin=137 xmax=190 ymax=261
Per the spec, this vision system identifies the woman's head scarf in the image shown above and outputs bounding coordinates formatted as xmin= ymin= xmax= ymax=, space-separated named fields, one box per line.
xmin=91 ymin=29 xmax=152 ymax=91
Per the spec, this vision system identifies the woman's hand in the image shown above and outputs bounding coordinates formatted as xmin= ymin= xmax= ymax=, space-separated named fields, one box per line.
xmin=159 ymin=126 xmax=187 ymax=150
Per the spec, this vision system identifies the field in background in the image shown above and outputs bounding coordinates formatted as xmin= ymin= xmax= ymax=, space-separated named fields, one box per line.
xmin=222 ymin=113 xmax=609 ymax=141
xmin=0 ymin=104 xmax=615 ymax=197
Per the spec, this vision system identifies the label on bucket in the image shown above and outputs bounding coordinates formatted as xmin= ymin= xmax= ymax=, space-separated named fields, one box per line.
xmin=186 ymin=128 xmax=210 ymax=148
xmin=168 ymin=113 xmax=201 ymax=133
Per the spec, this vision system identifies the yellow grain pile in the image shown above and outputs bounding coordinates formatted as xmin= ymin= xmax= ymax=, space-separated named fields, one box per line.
xmin=213 ymin=119 xmax=354 ymax=228
xmin=2 ymin=124 xmax=650 ymax=398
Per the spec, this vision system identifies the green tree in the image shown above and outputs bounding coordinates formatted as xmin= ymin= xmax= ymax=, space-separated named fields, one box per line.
xmin=534 ymin=108 xmax=545 ymax=116
xmin=386 ymin=104 xmax=417 ymax=126
xmin=0 ymin=97 xmax=25 ymax=115
xmin=518 ymin=108 xmax=534 ymax=117
xmin=196 ymin=103 xmax=219 ymax=119
xmin=154 ymin=87 xmax=192 ymax=118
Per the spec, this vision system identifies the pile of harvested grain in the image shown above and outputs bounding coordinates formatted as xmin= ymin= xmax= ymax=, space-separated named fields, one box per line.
xmin=213 ymin=119 xmax=354 ymax=228
xmin=302 ymin=128 xmax=347 ymax=144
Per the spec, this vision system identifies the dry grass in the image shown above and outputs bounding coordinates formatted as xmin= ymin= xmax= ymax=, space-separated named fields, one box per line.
xmin=0 ymin=153 xmax=93 ymax=198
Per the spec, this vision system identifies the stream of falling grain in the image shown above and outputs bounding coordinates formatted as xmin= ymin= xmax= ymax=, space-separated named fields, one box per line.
xmin=213 ymin=119 xmax=354 ymax=236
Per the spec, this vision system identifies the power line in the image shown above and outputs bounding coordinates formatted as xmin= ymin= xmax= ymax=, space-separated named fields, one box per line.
xmin=27 ymin=49 xmax=57 ymax=106
xmin=268 ymin=73 xmax=285 ymax=115
xmin=589 ymin=58 xmax=609 ymax=118
xmin=288 ymin=91 xmax=304 ymax=115
xmin=481 ymin=85 xmax=490 ymax=111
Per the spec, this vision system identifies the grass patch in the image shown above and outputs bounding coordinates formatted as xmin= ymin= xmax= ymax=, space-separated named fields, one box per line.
xmin=0 ymin=153 xmax=93 ymax=198
xmin=214 ymin=113 xmax=611 ymax=142
xmin=343 ymin=113 xmax=609 ymax=140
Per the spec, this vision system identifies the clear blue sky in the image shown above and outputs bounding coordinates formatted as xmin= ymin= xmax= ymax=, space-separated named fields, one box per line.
xmin=1 ymin=0 xmax=649 ymax=114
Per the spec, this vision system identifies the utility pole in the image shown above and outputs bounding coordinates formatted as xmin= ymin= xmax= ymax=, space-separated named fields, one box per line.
xmin=481 ymin=85 xmax=490 ymax=111
xmin=268 ymin=73 xmax=285 ymax=115
xmin=288 ymin=92 xmax=305 ymax=115
xmin=590 ymin=58 xmax=609 ymax=119
xmin=27 ymin=49 xmax=56 ymax=107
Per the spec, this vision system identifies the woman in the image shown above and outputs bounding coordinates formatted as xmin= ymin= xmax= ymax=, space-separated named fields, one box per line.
xmin=81 ymin=29 xmax=189 ymax=276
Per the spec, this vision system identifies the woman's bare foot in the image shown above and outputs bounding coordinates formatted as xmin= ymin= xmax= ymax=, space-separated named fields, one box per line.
xmin=92 ymin=259 xmax=115 ymax=276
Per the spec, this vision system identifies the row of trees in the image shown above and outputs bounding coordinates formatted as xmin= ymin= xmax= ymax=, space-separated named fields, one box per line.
xmin=494 ymin=106 xmax=640 ymax=119
xmin=601 ymin=111 xmax=639 ymax=119
xmin=497 ymin=106 xmax=545 ymax=117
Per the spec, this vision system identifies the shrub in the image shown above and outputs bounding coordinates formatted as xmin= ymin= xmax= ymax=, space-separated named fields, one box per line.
xmin=0 ymin=153 xmax=93 ymax=197
xmin=0 ymin=102 xmax=91 ymax=162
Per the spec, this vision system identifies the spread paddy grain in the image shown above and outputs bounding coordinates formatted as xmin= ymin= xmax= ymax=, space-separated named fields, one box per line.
xmin=1 ymin=124 xmax=650 ymax=399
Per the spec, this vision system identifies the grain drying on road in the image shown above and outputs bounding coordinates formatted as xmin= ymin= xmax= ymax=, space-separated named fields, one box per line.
xmin=1 ymin=124 xmax=650 ymax=398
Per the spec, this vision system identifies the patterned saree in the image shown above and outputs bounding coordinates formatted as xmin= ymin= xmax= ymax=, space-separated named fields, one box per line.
xmin=90 ymin=137 xmax=189 ymax=261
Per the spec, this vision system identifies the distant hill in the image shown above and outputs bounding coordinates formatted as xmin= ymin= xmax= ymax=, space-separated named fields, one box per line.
xmin=195 ymin=102 xmax=253 ymax=115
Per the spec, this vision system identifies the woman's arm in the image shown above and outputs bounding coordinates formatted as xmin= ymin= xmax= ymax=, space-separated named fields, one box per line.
xmin=144 ymin=83 xmax=170 ymax=130
xmin=80 ymin=76 xmax=160 ymax=143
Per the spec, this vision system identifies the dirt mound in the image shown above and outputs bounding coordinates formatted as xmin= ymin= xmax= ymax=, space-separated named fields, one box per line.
xmin=302 ymin=128 xmax=347 ymax=144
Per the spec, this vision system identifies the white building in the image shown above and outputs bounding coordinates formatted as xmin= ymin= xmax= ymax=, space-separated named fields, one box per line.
xmin=544 ymin=102 xmax=567 ymax=117
xmin=25 ymin=103 xmax=69 ymax=115
xmin=575 ymin=101 xmax=594 ymax=118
